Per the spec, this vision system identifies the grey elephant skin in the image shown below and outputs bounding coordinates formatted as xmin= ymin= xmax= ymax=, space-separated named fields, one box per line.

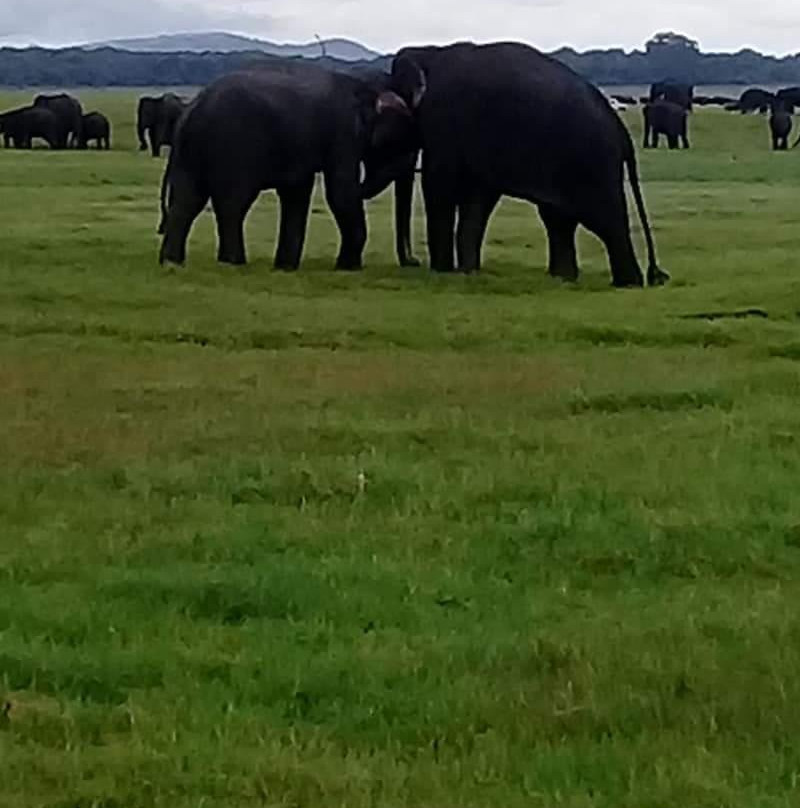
xmin=137 ymin=94 xmax=186 ymax=157
xmin=33 ymin=94 xmax=83 ymax=148
xmin=78 ymin=112 xmax=111 ymax=150
xmin=0 ymin=106 xmax=60 ymax=149
xmin=643 ymin=101 xmax=690 ymax=150
xmin=363 ymin=41 xmax=667 ymax=288
xmin=158 ymin=62 xmax=414 ymax=270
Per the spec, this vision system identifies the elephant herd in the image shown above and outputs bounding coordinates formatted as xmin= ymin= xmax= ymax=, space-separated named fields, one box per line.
xmin=157 ymin=43 xmax=667 ymax=288
xmin=0 ymin=94 xmax=110 ymax=150
xmin=636 ymin=81 xmax=800 ymax=152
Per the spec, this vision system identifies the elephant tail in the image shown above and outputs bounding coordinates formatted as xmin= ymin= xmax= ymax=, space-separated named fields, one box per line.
xmin=158 ymin=147 xmax=175 ymax=235
xmin=622 ymin=127 xmax=668 ymax=285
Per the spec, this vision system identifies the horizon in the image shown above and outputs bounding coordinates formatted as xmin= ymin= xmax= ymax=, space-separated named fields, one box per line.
xmin=1 ymin=0 xmax=800 ymax=57
xmin=1 ymin=29 xmax=799 ymax=59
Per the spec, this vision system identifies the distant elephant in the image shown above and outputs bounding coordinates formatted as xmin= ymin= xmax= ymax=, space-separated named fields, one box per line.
xmin=612 ymin=94 xmax=637 ymax=106
xmin=33 ymin=93 xmax=83 ymax=148
xmin=137 ymin=93 xmax=186 ymax=157
xmin=650 ymin=80 xmax=694 ymax=112
xmin=78 ymin=112 xmax=111 ymax=150
xmin=769 ymin=102 xmax=793 ymax=150
xmin=737 ymin=88 xmax=775 ymax=114
xmin=776 ymin=87 xmax=800 ymax=113
xmin=159 ymin=62 xmax=413 ymax=269
xmin=362 ymin=42 xmax=667 ymax=287
xmin=643 ymin=101 xmax=689 ymax=149
xmin=0 ymin=106 xmax=60 ymax=149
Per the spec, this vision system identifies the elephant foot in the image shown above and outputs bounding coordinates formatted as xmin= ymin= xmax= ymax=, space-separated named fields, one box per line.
xmin=548 ymin=266 xmax=580 ymax=283
xmin=273 ymin=260 xmax=300 ymax=272
xmin=400 ymin=255 xmax=421 ymax=268
xmin=611 ymin=273 xmax=645 ymax=289
xmin=647 ymin=266 xmax=671 ymax=287
xmin=335 ymin=257 xmax=363 ymax=271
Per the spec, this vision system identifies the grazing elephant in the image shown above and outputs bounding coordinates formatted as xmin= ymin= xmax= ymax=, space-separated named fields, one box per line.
xmin=137 ymin=94 xmax=186 ymax=157
xmin=362 ymin=42 xmax=667 ymax=288
xmin=643 ymin=101 xmax=689 ymax=149
xmin=0 ymin=106 xmax=60 ymax=148
xmin=159 ymin=62 xmax=413 ymax=269
xmin=737 ymin=89 xmax=775 ymax=114
xmin=78 ymin=112 xmax=111 ymax=150
xmin=33 ymin=93 xmax=83 ymax=147
xmin=650 ymin=80 xmax=694 ymax=112
xmin=770 ymin=103 xmax=793 ymax=150
xmin=776 ymin=87 xmax=800 ymax=113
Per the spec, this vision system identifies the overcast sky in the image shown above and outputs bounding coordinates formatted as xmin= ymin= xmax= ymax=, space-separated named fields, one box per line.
xmin=2 ymin=0 xmax=800 ymax=55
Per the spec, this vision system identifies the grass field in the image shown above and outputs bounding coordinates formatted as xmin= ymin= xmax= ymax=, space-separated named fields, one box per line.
xmin=2 ymin=89 xmax=800 ymax=807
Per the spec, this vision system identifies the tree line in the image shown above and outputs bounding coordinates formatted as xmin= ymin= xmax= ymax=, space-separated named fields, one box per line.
xmin=0 ymin=34 xmax=798 ymax=88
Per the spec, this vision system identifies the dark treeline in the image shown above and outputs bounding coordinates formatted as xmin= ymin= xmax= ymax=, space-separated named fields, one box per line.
xmin=1 ymin=33 xmax=799 ymax=87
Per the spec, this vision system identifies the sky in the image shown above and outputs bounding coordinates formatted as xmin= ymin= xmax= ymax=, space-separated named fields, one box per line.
xmin=1 ymin=0 xmax=800 ymax=55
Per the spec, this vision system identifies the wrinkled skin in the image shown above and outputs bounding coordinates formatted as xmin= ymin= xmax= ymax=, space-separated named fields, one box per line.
xmin=33 ymin=94 xmax=83 ymax=148
xmin=78 ymin=112 xmax=111 ymax=150
xmin=0 ymin=106 xmax=60 ymax=149
xmin=137 ymin=94 xmax=186 ymax=157
xmin=643 ymin=101 xmax=689 ymax=149
xmin=363 ymin=41 xmax=667 ymax=288
xmin=159 ymin=63 xmax=411 ymax=270
xmin=650 ymin=80 xmax=694 ymax=112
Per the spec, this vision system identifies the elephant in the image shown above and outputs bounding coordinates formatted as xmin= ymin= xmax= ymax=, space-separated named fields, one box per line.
xmin=776 ymin=87 xmax=800 ymax=113
xmin=362 ymin=42 xmax=667 ymax=288
xmin=769 ymin=102 xmax=793 ymax=150
xmin=612 ymin=94 xmax=638 ymax=106
xmin=650 ymin=80 xmax=694 ymax=112
xmin=158 ymin=62 xmax=414 ymax=270
xmin=137 ymin=93 xmax=186 ymax=157
xmin=33 ymin=93 xmax=83 ymax=148
xmin=736 ymin=89 xmax=775 ymax=114
xmin=643 ymin=101 xmax=689 ymax=149
xmin=0 ymin=106 xmax=60 ymax=148
xmin=78 ymin=112 xmax=111 ymax=150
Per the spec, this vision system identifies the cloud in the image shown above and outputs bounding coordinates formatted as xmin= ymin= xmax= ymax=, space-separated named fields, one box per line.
xmin=1 ymin=0 xmax=799 ymax=55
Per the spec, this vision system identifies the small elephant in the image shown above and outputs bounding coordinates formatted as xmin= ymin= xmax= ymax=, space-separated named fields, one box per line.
xmin=78 ymin=112 xmax=111 ymax=150
xmin=0 ymin=106 xmax=60 ymax=149
xmin=650 ymin=80 xmax=694 ymax=112
xmin=737 ymin=88 xmax=775 ymax=115
xmin=643 ymin=101 xmax=689 ymax=150
xmin=770 ymin=103 xmax=793 ymax=150
xmin=137 ymin=94 xmax=186 ymax=157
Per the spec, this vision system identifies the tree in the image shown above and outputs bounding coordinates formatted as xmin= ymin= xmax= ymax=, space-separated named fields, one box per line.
xmin=646 ymin=32 xmax=700 ymax=54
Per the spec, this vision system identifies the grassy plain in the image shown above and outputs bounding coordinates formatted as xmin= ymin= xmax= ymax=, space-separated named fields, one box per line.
xmin=2 ymin=89 xmax=800 ymax=807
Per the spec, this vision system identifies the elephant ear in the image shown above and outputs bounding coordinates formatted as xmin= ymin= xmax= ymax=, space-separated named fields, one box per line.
xmin=391 ymin=55 xmax=427 ymax=109
xmin=375 ymin=91 xmax=411 ymax=116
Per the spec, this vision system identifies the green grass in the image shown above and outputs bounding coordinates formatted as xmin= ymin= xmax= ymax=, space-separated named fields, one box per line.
xmin=2 ymin=89 xmax=800 ymax=807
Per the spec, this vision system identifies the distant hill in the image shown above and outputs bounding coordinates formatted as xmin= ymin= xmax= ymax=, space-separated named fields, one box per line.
xmin=85 ymin=32 xmax=382 ymax=62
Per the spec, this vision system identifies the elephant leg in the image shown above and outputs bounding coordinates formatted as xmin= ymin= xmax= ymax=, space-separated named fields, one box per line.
xmin=275 ymin=176 xmax=315 ymax=271
xmin=668 ymin=134 xmax=678 ymax=150
xmin=682 ymin=130 xmax=690 ymax=149
xmin=456 ymin=190 xmax=500 ymax=273
xmin=212 ymin=187 xmax=259 ymax=266
xmin=422 ymin=170 xmax=457 ymax=272
xmin=539 ymin=203 xmax=580 ymax=282
xmin=578 ymin=187 xmax=643 ymax=288
xmin=324 ymin=173 xmax=367 ymax=270
xmin=159 ymin=173 xmax=208 ymax=266
xmin=394 ymin=166 xmax=420 ymax=267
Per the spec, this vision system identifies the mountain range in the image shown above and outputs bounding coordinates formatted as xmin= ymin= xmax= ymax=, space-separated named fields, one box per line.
xmin=85 ymin=32 xmax=382 ymax=62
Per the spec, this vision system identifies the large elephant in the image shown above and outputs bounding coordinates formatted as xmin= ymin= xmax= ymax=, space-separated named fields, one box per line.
xmin=650 ymin=80 xmax=694 ymax=112
xmin=33 ymin=93 xmax=83 ymax=148
xmin=137 ymin=93 xmax=186 ymax=157
xmin=78 ymin=112 xmax=111 ymax=150
xmin=736 ymin=89 xmax=775 ymax=114
xmin=643 ymin=101 xmax=689 ymax=149
xmin=159 ymin=63 xmax=413 ymax=269
xmin=362 ymin=42 xmax=667 ymax=288
xmin=0 ymin=106 xmax=60 ymax=149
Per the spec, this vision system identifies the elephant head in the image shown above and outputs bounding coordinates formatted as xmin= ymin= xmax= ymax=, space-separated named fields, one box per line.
xmin=360 ymin=56 xmax=427 ymax=200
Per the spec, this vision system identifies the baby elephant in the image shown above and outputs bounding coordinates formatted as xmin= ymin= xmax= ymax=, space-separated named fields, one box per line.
xmin=643 ymin=100 xmax=690 ymax=150
xmin=769 ymin=104 xmax=793 ymax=150
xmin=78 ymin=112 xmax=111 ymax=150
